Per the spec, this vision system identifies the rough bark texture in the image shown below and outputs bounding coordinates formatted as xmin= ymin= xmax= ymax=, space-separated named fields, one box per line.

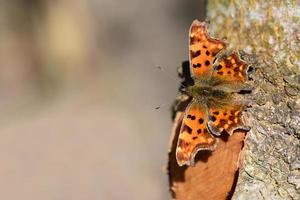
xmin=207 ymin=1 xmax=300 ymax=199
xmin=168 ymin=0 xmax=300 ymax=199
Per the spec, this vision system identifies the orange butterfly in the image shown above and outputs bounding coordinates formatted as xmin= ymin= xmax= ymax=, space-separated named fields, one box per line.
xmin=176 ymin=20 xmax=250 ymax=166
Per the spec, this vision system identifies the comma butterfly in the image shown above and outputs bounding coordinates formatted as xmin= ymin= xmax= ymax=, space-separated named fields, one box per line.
xmin=176 ymin=20 xmax=250 ymax=166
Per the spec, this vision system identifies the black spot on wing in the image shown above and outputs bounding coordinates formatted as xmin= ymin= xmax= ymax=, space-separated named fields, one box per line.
xmin=193 ymin=63 xmax=201 ymax=68
xmin=205 ymin=60 xmax=210 ymax=66
xmin=191 ymin=50 xmax=201 ymax=58
xmin=219 ymin=119 xmax=228 ymax=126
xmin=225 ymin=58 xmax=233 ymax=68
xmin=187 ymin=115 xmax=196 ymax=120
xmin=182 ymin=124 xmax=192 ymax=134
xmin=198 ymin=118 xmax=204 ymax=124
xmin=210 ymin=116 xmax=216 ymax=122
xmin=216 ymin=64 xmax=222 ymax=70
xmin=213 ymin=111 xmax=219 ymax=115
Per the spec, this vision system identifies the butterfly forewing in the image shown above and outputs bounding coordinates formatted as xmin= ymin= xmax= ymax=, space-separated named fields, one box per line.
xmin=189 ymin=20 xmax=226 ymax=80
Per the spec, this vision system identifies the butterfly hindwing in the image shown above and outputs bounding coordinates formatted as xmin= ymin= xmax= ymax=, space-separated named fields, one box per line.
xmin=176 ymin=101 xmax=217 ymax=166
xmin=212 ymin=52 xmax=249 ymax=90
xmin=207 ymin=101 xmax=248 ymax=136
xmin=189 ymin=20 xmax=226 ymax=80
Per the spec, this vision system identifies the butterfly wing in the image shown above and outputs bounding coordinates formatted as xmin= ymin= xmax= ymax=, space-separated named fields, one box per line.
xmin=176 ymin=101 xmax=217 ymax=166
xmin=189 ymin=20 xmax=226 ymax=80
xmin=211 ymin=52 xmax=249 ymax=91
xmin=207 ymin=99 xmax=249 ymax=136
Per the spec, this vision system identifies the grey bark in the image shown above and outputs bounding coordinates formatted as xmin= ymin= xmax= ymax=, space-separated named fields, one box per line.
xmin=207 ymin=0 xmax=300 ymax=199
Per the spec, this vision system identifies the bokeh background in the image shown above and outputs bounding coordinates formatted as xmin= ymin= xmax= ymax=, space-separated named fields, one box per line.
xmin=0 ymin=0 xmax=206 ymax=199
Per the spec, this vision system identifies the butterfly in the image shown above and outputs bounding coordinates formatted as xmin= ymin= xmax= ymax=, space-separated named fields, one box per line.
xmin=175 ymin=20 xmax=250 ymax=166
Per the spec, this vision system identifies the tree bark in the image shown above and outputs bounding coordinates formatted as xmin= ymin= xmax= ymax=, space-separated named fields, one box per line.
xmin=168 ymin=1 xmax=300 ymax=199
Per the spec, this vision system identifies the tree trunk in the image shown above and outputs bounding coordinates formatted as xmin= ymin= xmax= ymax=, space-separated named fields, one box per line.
xmin=168 ymin=1 xmax=300 ymax=199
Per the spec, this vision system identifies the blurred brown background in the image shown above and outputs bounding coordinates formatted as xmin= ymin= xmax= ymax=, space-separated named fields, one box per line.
xmin=0 ymin=0 xmax=206 ymax=199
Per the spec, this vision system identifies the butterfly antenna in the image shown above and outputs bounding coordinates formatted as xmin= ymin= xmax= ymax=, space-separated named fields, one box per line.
xmin=154 ymin=65 xmax=190 ymax=111
xmin=156 ymin=65 xmax=187 ymax=90
xmin=154 ymin=102 xmax=168 ymax=110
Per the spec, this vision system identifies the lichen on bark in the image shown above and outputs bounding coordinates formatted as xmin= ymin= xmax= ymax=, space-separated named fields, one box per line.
xmin=207 ymin=0 xmax=300 ymax=199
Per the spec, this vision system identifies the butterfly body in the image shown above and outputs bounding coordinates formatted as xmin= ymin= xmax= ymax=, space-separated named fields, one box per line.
xmin=189 ymin=81 xmax=228 ymax=98
xmin=175 ymin=20 xmax=250 ymax=167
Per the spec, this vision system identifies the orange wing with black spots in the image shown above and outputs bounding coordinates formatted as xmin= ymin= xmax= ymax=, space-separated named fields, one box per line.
xmin=189 ymin=20 xmax=226 ymax=80
xmin=176 ymin=101 xmax=217 ymax=166
xmin=207 ymin=103 xmax=248 ymax=136
xmin=212 ymin=52 xmax=249 ymax=85
xmin=175 ymin=20 xmax=251 ymax=167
